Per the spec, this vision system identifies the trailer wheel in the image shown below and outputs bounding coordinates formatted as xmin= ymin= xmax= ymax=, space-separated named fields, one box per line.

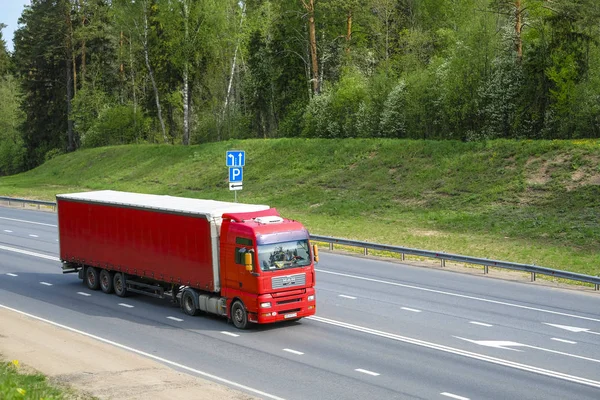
xmin=181 ymin=290 xmax=199 ymax=316
xmin=113 ymin=272 xmax=128 ymax=297
xmin=99 ymin=269 xmax=114 ymax=294
xmin=231 ymin=300 xmax=248 ymax=330
xmin=85 ymin=267 xmax=100 ymax=290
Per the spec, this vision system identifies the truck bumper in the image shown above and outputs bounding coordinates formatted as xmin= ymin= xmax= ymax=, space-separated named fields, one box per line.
xmin=252 ymin=287 xmax=316 ymax=324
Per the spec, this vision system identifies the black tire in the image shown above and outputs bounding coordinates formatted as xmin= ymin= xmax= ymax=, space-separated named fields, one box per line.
xmin=181 ymin=289 xmax=199 ymax=316
xmin=113 ymin=272 xmax=128 ymax=297
xmin=231 ymin=300 xmax=248 ymax=330
xmin=99 ymin=269 xmax=114 ymax=294
xmin=85 ymin=267 xmax=100 ymax=290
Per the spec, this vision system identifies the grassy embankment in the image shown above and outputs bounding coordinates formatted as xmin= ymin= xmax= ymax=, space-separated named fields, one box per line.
xmin=0 ymin=360 xmax=71 ymax=399
xmin=1 ymin=138 xmax=599 ymax=281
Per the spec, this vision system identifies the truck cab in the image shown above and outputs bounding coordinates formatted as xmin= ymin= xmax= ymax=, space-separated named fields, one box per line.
xmin=220 ymin=208 xmax=317 ymax=328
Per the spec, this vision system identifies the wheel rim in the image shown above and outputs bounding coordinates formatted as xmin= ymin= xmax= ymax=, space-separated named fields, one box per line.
xmin=115 ymin=276 xmax=123 ymax=292
xmin=234 ymin=305 xmax=244 ymax=324
xmin=185 ymin=295 xmax=194 ymax=312
xmin=101 ymin=273 xmax=108 ymax=288
xmin=87 ymin=270 xmax=95 ymax=286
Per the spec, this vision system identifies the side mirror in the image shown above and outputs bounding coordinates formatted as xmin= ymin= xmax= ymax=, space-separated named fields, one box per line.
xmin=244 ymin=252 xmax=253 ymax=272
xmin=313 ymin=244 xmax=319 ymax=263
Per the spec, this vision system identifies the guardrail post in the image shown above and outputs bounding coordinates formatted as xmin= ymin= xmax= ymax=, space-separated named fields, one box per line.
xmin=441 ymin=259 xmax=445 ymax=268
xmin=531 ymin=272 xmax=536 ymax=282
xmin=595 ymin=284 xmax=599 ymax=291
xmin=401 ymin=253 xmax=405 ymax=261
xmin=364 ymin=247 xmax=368 ymax=256
xmin=329 ymin=243 xmax=333 ymax=251
xmin=484 ymin=265 xmax=488 ymax=274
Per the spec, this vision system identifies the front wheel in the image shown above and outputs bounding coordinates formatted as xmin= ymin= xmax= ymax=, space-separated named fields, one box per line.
xmin=85 ymin=267 xmax=100 ymax=290
xmin=113 ymin=272 xmax=128 ymax=297
xmin=231 ymin=300 xmax=248 ymax=330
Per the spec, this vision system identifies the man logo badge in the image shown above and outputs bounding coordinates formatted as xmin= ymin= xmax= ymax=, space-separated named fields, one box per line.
xmin=282 ymin=276 xmax=296 ymax=286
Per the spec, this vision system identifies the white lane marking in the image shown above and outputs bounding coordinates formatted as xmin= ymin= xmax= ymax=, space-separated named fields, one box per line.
xmin=338 ymin=294 xmax=357 ymax=299
xmin=441 ymin=392 xmax=470 ymax=400
xmin=167 ymin=316 xmax=184 ymax=322
xmin=283 ymin=348 xmax=304 ymax=355
xmin=401 ymin=307 xmax=421 ymax=313
xmin=552 ymin=338 xmax=577 ymax=344
xmin=221 ymin=331 xmax=240 ymax=337
xmin=469 ymin=321 xmax=493 ymax=327
xmin=0 ymin=304 xmax=285 ymax=400
xmin=118 ymin=303 xmax=134 ymax=308
xmin=355 ymin=368 xmax=380 ymax=376
xmin=29 ymin=234 xmax=39 ymax=238
xmin=40 ymin=282 xmax=53 ymax=286
xmin=77 ymin=292 xmax=91 ymax=297
xmin=456 ymin=336 xmax=600 ymax=363
xmin=0 ymin=244 xmax=60 ymax=261
xmin=308 ymin=315 xmax=600 ymax=389
xmin=6 ymin=273 xmax=18 ymax=277
xmin=0 ymin=216 xmax=57 ymax=227
xmin=3 ymin=230 xmax=13 ymax=233
xmin=545 ymin=323 xmax=600 ymax=335
xmin=317 ymin=269 xmax=600 ymax=323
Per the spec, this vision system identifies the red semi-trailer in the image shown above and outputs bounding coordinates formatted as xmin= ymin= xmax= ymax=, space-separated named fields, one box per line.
xmin=57 ymin=190 xmax=317 ymax=328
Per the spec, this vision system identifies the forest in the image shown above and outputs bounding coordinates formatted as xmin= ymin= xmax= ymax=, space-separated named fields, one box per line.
xmin=0 ymin=0 xmax=599 ymax=175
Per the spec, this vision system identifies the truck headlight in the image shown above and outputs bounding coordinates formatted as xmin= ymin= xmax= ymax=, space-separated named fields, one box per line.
xmin=308 ymin=295 xmax=315 ymax=301
xmin=260 ymin=302 xmax=272 ymax=308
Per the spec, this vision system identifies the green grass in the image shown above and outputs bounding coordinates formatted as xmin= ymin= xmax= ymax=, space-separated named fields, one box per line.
xmin=0 ymin=360 xmax=66 ymax=399
xmin=1 ymin=138 xmax=599 ymax=279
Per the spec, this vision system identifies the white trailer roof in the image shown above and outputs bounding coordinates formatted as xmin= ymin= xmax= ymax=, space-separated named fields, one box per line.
xmin=56 ymin=190 xmax=270 ymax=218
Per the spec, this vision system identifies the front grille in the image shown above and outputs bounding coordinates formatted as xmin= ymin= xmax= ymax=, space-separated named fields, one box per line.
xmin=271 ymin=273 xmax=306 ymax=289
xmin=277 ymin=298 xmax=301 ymax=305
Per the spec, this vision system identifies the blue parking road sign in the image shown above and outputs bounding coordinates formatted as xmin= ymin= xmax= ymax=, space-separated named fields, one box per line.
xmin=229 ymin=167 xmax=243 ymax=182
xmin=226 ymin=150 xmax=245 ymax=167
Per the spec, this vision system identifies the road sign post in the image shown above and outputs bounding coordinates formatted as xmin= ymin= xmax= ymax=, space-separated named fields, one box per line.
xmin=226 ymin=151 xmax=245 ymax=202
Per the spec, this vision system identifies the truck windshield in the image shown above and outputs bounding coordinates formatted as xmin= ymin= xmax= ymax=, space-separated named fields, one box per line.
xmin=257 ymin=240 xmax=311 ymax=271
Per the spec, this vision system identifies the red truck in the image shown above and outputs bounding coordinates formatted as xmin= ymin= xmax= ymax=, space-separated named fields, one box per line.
xmin=57 ymin=190 xmax=317 ymax=329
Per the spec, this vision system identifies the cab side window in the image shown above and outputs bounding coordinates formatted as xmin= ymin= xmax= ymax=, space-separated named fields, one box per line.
xmin=234 ymin=237 xmax=253 ymax=265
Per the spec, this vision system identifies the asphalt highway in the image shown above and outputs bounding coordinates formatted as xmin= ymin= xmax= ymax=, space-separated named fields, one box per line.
xmin=1 ymin=206 xmax=599 ymax=400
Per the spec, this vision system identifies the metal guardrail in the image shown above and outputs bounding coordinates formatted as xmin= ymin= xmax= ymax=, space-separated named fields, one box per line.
xmin=0 ymin=196 xmax=57 ymax=211
xmin=1 ymin=197 xmax=597 ymax=290
xmin=311 ymin=235 xmax=600 ymax=291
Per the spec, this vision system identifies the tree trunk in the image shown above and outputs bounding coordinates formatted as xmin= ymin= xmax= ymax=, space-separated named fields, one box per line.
xmin=79 ymin=0 xmax=86 ymax=88
xmin=302 ymin=0 xmax=319 ymax=94
xmin=345 ymin=9 xmax=352 ymax=54
xmin=182 ymin=0 xmax=190 ymax=145
xmin=143 ymin=4 xmax=167 ymax=142
xmin=65 ymin=1 xmax=75 ymax=151
xmin=515 ymin=0 xmax=523 ymax=62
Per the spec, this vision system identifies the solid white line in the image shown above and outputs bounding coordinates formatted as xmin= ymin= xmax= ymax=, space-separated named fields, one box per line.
xmin=29 ymin=234 xmax=39 ymax=238
xmin=0 ymin=244 xmax=60 ymax=261
xmin=283 ymin=348 xmax=304 ymax=355
xmin=221 ymin=331 xmax=240 ymax=337
xmin=6 ymin=273 xmax=18 ymax=277
xmin=441 ymin=392 xmax=470 ymax=400
xmin=167 ymin=316 xmax=184 ymax=322
xmin=40 ymin=282 xmax=53 ymax=286
xmin=552 ymin=338 xmax=577 ymax=344
xmin=355 ymin=368 xmax=380 ymax=376
xmin=0 ymin=216 xmax=57 ymax=227
xmin=401 ymin=307 xmax=421 ymax=313
xmin=3 ymin=230 xmax=13 ymax=233
xmin=338 ymin=294 xmax=357 ymax=299
xmin=118 ymin=303 xmax=134 ymax=308
xmin=307 ymin=315 xmax=600 ymax=389
xmin=0 ymin=304 xmax=285 ymax=400
xmin=77 ymin=292 xmax=91 ymax=297
xmin=316 ymin=268 xmax=600 ymax=323
xmin=469 ymin=321 xmax=493 ymax=327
